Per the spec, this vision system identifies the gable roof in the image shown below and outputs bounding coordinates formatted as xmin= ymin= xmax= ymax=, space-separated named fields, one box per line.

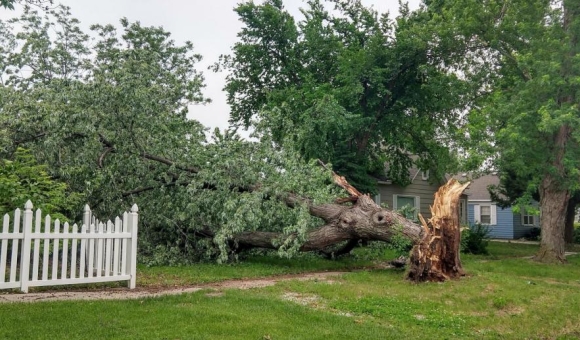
xmin=455 ymin=174 xmax=500 ymax=201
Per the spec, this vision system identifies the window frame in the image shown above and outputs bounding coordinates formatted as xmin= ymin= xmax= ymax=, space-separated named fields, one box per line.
xmin=473 ymin=203 xmax=497 ymax=226
xmin=393 ymin=194 xmax=420 ymax=219
xmin=521 ymin=210 xmax=535 ymax=226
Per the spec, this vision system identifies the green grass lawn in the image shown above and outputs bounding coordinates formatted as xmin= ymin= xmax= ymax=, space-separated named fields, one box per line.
xmin=1 ymin=243 xmax=580 ymax=340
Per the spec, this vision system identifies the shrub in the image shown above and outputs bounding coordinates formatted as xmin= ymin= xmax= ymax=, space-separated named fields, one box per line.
xmin=574 ymin=228 xmax=580 ymax=244
xmin=461 ymin=223 xmax=490 ymax=255
xmin=525 ymin=227 xmax=541 ymax=241
xmin=0 ymin=148 xmax=83 ymax=220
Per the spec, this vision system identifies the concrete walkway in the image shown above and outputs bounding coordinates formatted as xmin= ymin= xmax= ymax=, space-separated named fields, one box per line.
xmin=490 ymin=239 xmax=540 ymax=245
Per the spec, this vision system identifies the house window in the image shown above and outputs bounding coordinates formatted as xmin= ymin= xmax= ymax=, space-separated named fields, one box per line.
xmin=474 ymin=204 xmax=497 ymax=225
xmin=393 ymin=195 xmax=420 ymax=219
xmin=459 ymin=200 xmax=466 ymax=224
xmin=480 ymin=205 xmax=491 ymax=224
xmin=421 ymin=170 xmax=429 ymax=180
xmin=522 ymin=210 xmax=535 ymax=226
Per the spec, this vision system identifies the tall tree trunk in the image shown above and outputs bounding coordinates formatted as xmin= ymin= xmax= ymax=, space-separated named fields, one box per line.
xmin=535 ymin=172 xmax=570 ymax=263
xmin=407 ymin=179 xmax=469 ymax=282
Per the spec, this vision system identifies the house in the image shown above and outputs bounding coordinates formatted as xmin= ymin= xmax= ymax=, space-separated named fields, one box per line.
xmin=375 ymin=167 xmax=468 ymax=224
xmin=459 ymin=174 xmax=539 ymax=239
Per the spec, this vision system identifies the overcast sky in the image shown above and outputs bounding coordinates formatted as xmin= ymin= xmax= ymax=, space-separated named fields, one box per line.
xmin=2 ymin=0 xmax=421 ymax=132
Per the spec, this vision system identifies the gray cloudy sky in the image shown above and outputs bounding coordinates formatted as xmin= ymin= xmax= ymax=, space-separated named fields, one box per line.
xmin=3 ymin=0 xmax=421 ymax=132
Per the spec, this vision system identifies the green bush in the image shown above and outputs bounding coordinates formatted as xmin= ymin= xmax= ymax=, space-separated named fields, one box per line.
xmin=0 ymin=148 xmax=83 ymax=220
xmin=574 ymin=228 xmax=580 ymax=244
xmin=461 ymin=223 xmax=490 ymax=255
xmin=525 ymin=227 xmax=541 ymax=241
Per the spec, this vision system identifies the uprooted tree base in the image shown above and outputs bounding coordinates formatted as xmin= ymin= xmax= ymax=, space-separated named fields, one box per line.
xmin=197 ymin=170 xmax=469 ymax=283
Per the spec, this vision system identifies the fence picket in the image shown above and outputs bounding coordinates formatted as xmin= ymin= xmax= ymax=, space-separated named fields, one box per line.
xmin=32 ymin=209 xmax=42 ymax=281
xmin=113 ymin=217 xmax=121 ymax=276
xmin=71 ymin=224 xmax=78 ymax=279
xmin=88 ymin=222 xmax=95 ymax=278
xmin=42 ymin=215 xmax=51 ymax=281
xmin=9 ymin=209 xmax=21 ymax=283
xmin=1 ymin=214 xmax=9 ymax=283
xmin=104 ymin=221 xmax=112 ymax=277
xmin=79 ymin=223 xmax=87 ymax=279
xmin=61 ymin=222 xmax=69 ymax=279
xmin=96 ymin=222 xmax=104 ymax=278
xmin=52 ymin=220 xmax=60 ymax=280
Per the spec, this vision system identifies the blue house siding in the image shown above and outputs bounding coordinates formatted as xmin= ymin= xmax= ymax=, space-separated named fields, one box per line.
xmin=513 ymin=212 xmax=540 ymax=239
xmin=492 ymin=207 xmax=515 ymax=239
xmin=467 ymin=204 xmax=514 ymax=239
xmin=468 ymin=204 xmax=474 ymax=225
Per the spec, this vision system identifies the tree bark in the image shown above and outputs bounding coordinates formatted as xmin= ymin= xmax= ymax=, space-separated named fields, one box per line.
xmin=407 ymin=179 xmax=470 ymax=282
xmin=231 ymin=195 xmax=423 ymax=253
xmin=535 ymin=172 xmax=570 ymax=263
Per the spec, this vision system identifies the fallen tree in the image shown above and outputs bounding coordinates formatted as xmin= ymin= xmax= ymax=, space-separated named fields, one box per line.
xmin=197 ymin=170 xmax=423 ymax=257
xmin=195 ymin=166 xmax=470 ymax=283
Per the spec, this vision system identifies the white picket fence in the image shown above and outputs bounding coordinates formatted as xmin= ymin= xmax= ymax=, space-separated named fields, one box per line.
xmin=0 ymin=201 xmax=138 ymax=293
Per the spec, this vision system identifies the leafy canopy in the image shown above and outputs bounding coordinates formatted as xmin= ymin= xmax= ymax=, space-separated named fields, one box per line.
xmin=218 ymin=0 xmax=471 ymax=192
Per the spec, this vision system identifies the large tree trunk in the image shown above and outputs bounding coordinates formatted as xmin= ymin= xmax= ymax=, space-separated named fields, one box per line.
xmin=232 ymin=195 xmax=423 ymax=253
xmin=407 ymin=179 xmax=469 ymax=282
xmin=536 ymin=172 xmax=570 ymax=263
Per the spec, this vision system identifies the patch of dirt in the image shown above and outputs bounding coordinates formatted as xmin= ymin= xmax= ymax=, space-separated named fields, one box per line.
xmin=281 ymin=292 xmax=321 ymax=306
xmin=495 ymin=306 xmax=525 ymax=317
xmin=0 ymin=271 xmax=345 ymax=304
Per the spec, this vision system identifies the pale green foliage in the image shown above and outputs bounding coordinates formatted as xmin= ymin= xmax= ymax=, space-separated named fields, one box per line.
xmin=183 ymin=130 xmax=341 ymax=263
xmin=0 ymin=147 xmax=83 ymax=221
xmin=0 ymin=0 xmax=52 ymax=10
xmin=0 ymin=6 xmax=341 ymax=264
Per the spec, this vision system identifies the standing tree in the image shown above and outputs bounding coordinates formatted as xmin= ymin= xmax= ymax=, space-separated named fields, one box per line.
xmin=431 ymin=0 xmax=580 ymax=263
xmin=216 ymin=0 xmax=471 ymax=193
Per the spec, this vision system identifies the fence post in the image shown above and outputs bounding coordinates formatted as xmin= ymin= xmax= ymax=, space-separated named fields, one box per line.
xmin=20 ymin=200 xmax=33 ymax=293
xmin=83 ymin=205 xmax=90 ymax=277
xmin=126 ymin=204 xmax=138 ymax=289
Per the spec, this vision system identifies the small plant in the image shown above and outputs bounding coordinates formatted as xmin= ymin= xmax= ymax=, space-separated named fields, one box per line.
xmin=525 ymin=227 xmax=541 ymax=241
xmin=461 ymin=223 xmax=490 ymax=255
xmin=397 ymin=204 xmax=418 ymax=223
xmin=388 ymin=231 xmax=413 ymax=256
xmin=492 ymin=297 xmax=508 ymax=309
xmin=574 ymin=227 xmax=580 ymax=244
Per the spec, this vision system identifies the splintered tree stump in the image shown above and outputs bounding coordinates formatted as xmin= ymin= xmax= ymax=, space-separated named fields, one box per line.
xmin=407 ymin=179 xmax=470 ymax=282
